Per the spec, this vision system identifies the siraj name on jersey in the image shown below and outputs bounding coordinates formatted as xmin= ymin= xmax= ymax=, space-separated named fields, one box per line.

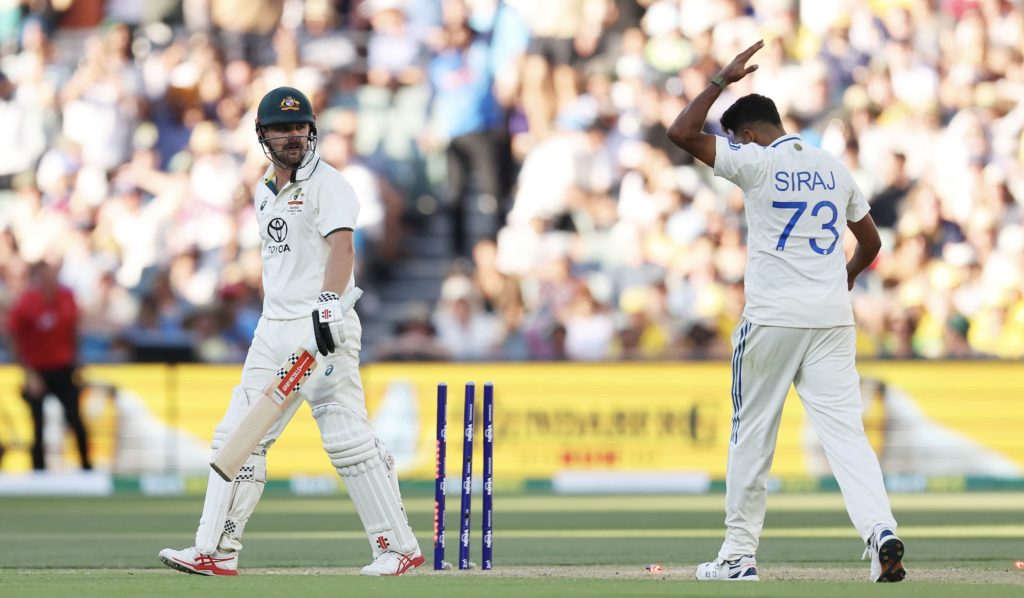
xmin=774 ymin=170 xmax=836 ymax=192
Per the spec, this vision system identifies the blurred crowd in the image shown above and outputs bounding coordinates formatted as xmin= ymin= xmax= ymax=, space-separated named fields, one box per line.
xmin=1 ymin=0 xmax=1022 ymax=364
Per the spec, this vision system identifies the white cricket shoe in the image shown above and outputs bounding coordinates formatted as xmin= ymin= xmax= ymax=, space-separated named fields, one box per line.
xmin=863 ymin=525 xmax=906 ymax=582
xmin=694 ymin=555 xmax=759 ymax=581
xmin=159 ymin=546 xmax=238 ymax=576
xmin=360 ymin=549 xmax=425 ymax=576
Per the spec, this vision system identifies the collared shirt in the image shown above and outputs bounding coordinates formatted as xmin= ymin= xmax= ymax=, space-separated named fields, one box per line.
xmin=254 ymin=152 xmax=359 ymax=319
xmin=713 ymin=135 xmax=870 ymax=328
xmin=8 ymin=286 xmax=78 ymax=369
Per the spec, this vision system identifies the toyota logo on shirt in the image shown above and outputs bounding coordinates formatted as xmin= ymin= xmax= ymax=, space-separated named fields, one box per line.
xmin=267 ymin=218 xmax=288 ymax=242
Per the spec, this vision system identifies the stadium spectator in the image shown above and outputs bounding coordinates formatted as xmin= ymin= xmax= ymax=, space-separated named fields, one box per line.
xmin=373 ymin=302 xmax=451 ymax=361
xmin=317 ymin=109 xmax=404 ymax=276
xmin=433 ymin=273 xmax=503 ymax=360
xmin=209 ymin=0 xmax=284 ymax=65
xmin=518 ymin=0 xmax=608 ymax=140
xmin=0 ymin=0 xmax=1021 ymax=365
xmin=357 ymin=0 xmax=431 ymax=196
xmin=563 ymin=281 xmax=615 ymax=361
xmin=869 ymin=151 xmax=913 ymax=230
xmin=426 ymin=14 xmax=511 ymax=255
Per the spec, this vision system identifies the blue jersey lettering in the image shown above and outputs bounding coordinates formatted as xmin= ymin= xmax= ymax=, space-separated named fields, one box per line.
xmin=812 ymin=171 xmax=836 ymax=190
xmin=773 ymin=171 xmax=837 ymax=192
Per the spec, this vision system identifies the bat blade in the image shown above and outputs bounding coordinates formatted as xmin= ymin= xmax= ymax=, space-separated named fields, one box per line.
xmin=210 ymin=347 xmax=318 ymax=481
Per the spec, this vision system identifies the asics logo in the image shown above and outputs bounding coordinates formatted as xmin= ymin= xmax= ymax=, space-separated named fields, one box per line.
xmin=195 ymin=555 xmax=235 ymax=565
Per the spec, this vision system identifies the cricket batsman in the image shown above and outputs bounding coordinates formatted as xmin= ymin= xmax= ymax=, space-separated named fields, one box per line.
xmin=159 ymin=86 xmax=424 ymax=576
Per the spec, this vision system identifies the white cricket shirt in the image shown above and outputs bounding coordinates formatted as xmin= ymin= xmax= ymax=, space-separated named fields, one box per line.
xmin=713 ymin=134 xmax=870 ymax=328
xmin=254 ymin=153 xmax=359 ymax=319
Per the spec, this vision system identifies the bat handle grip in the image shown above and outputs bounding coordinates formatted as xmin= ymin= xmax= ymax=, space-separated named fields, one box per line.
xmin=339 ymin=287 xmax=363 ymax=313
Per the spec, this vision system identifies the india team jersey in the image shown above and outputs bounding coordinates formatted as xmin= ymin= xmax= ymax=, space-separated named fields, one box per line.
xmin=713 ymin=134 xmax=870 ymax=328
xmin=254 ymin=153 xmax=359 ymax=319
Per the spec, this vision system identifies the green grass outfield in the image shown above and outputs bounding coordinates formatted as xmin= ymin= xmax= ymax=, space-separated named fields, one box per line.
xmin=1 ymin=492 xmax=1022 ymax=596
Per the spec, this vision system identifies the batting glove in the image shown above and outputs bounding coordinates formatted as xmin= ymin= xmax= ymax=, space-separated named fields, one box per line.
xmin=312 ymin=287 xmax=363 ymax=356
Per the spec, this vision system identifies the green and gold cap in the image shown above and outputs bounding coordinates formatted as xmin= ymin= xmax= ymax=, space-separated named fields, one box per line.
xmin=256 ymin=86 xmax=315 ymax=128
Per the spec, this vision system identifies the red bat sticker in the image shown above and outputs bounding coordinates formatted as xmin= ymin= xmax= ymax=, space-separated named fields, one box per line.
xmin=277 ymin=351 xmax=315 ymax=397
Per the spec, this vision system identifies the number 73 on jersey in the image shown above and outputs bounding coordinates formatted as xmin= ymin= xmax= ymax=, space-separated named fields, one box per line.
xmin=772 ymin=200 xmax=840 ymax=255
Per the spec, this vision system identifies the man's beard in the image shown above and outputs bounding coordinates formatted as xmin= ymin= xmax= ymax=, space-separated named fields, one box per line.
xmin=272 ymin=144 xmax=306 ymax=169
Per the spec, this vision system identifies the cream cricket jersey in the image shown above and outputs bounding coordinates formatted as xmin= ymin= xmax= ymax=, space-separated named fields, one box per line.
xmin=713 ymin=134 xmax=870 ymax=328
xmin=254 ymin=153 xmax=359 ymax=319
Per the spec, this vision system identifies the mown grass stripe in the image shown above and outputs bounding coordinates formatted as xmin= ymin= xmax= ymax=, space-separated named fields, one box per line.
xmin=6 ymin=524 xmax=1022 ymax=541
xmin=507 ymin=493 xmax=1024 ymax=511
xmin=259 ymin=493 xmax=1024 ymax=513
xmin=4 ymin=493 xmax=1023 ymax=514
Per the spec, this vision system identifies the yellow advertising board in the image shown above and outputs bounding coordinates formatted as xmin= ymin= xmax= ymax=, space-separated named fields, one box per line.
xmin=0 ymin=362 xmax=1020 ymax=483
xmin=364 ymin=363 xmax=771 ymax=481
xmin=362 ymin=361 xmax=1024 ymax=483
xmin=857 ymin=362 xmax=1024 ymax=477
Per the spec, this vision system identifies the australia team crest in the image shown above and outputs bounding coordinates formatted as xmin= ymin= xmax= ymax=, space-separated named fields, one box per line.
xmin=287 ymin=188 xmax=305 ymax=213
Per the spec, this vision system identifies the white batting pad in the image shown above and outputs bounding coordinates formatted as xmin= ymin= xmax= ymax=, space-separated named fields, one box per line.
xmin=313 ymin=403 xmax=419 ymax=556
xmin=197 ymin=387 xmax=268 ymax=554
xmin=219 ymin=452 xmax=267 ymax=553
xmin=195 ymin=468 xmax=233 ymax=554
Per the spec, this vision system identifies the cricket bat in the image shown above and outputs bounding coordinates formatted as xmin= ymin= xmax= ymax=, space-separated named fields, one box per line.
xmin=210 ymin=347 xmax=318 ymax=481
xmin=210 ymin=288 xmax=363 ymax=481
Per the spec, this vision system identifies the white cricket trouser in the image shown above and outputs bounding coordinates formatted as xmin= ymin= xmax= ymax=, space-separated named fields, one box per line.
xmin=718 ymin=320 xmax=896 ymax=560
xmin=239 ymin=311 xmax=367 ymax=448
xmin=195 ymin=310 xmax=377 ymax=554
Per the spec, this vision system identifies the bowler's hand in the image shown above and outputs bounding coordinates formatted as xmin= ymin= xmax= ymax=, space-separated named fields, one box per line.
xmin=847 ymin=264 xmax=860 ymax=291
xmin=312 ymin=287 xmax=363 ymax=356
xmin=717 ymin=40 xmax=764 ymax=85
